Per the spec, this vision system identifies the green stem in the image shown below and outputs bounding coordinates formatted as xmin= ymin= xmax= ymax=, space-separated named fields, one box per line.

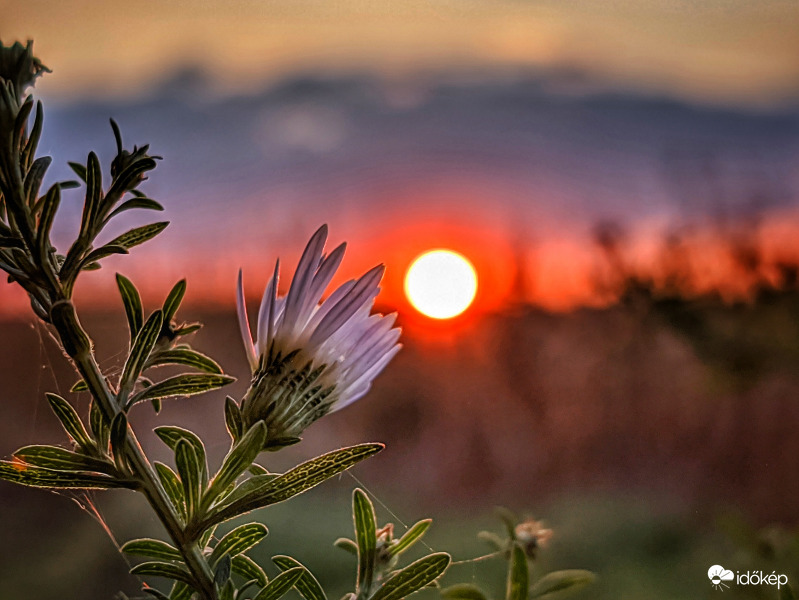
xmin=51 ymin=300 xmax=218 ymax=600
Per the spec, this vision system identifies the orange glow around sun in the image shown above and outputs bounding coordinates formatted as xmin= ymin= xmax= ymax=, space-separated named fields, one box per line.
xmin=404 ymin=250 xmax=478 ymax=319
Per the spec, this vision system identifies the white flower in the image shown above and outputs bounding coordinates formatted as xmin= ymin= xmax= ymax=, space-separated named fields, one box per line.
xmin=236 ymin=225 xmax=401 ymax=440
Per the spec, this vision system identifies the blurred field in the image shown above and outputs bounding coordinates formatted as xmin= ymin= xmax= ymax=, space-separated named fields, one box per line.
xmin=2 ymin=276 xmax=799 ymax=598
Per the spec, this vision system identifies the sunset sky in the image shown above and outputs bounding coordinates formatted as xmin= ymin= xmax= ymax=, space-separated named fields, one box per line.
xmin=7 ymin=0 xmax=799 ymax=106
xmin=3 ymin=1 xmax=799 ymax=318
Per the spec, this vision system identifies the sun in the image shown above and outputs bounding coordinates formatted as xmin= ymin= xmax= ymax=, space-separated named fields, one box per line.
xmin=405 ymin=250 xmax=478 ymax=319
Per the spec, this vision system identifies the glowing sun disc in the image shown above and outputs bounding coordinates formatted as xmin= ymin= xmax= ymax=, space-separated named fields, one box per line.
xmin=405 ymin=250 xmax=478 ymax=319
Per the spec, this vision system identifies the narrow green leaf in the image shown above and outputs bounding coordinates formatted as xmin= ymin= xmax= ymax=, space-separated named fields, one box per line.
xmin=129 ymin=374 xmax=235 ymax=407
xmin=477 ymin=531 xmax=504 ymax=551
xmin=0 ymin=460 xmax=135 ymax=489
xmin=220 ymin=579 xmax=236 ymax=600
xmin=387 ymin=520 xmax=432 ymax=558
xmin=201 ymin=443 xmax=383 ymax=530
xmin=110 ymin=413 xmax=129 ymax=474
xmin=506 ymin=544 xmax=528 ymax=600
xmin=200 ymin=524 xmax=218 ymax=550
xmin=154 ymin=426 xmax=208 ymax=485
xmin=272 ymin=555 xmax=327 ymax=600
xmin=231 ymin=554 xmax=268 ymax=587
xmin=116 ymin=273 xmax=143 ymax=341
xmin=334 ymin=538 xmax=358 ymax=555
xmin=253 ymin=567 xmax=304 ymax=600
xmin=45 ymin=393 xmax=93 ymax=451
xmin=107 ymin=197 xmax=164 ymax=220
xmin=529 ymin=570 xmax=595 ymax=599
xmin=14 ymin=445 xmax=116 ymax=475
xmin=80 ymin=152 xmax=102 ymax=239
xmin=107 ymin=156 xmax=158 ymax=197
xmin=68 ymin=161 xmax=86 ymax=182
xmin=175 ymin=440 xmax=201 ymax=520
xmin=130 ymin=561 xmax=194 ymax=586
xmin=174 ymin=323 xmax=202 ymax=336
xmin=79 ymin=244 xmax=128 ymax=270
xmin=89 ymin=399 xmax=109 ymax=450
xmin=215 ymin=554 xmax=232 ymax=586
xmin=210 ymin=523 xmax=269 ymax=567
xmin=35 ymin=185 xmax=59 ymax=264
xmin=264 ymin=436 xmax=301 ymax=452
xmin=441 ymin=584 xmax=489 ymax=600
xmin=163 ymin=279 xmax=186 ymax=323
xmin=368 ymin=553 xmax=451 ymax=600
xmin=202 ymin=423 xmax=266 ymax=510
xmin=70 ymin=379 xmax=89 ymax=393
xmin=120 ymin=310 xmax=163 ymax=402
xmin=22 ymin=101 xmax=44 ymax=169
xmin=144 ymin=588 xmax=171 ymax=600
xmin=121 ymin=538 xmax=182 ymax=562
xmin=224 ymin=396 xmax=243 ymax=442
xmin=147 ymin=348 xmax=222 ymax=374
xmin=168 ymin=582 xmax=194 ymax=600
xmin=496 ymin=507 xmax=518 ymax=540
xmin=25 ymin=156 xmax=51 ymax=208
xmin=248 ymin=463 xmax=271 ymax=476
xmin=109 ymin=221 xmax=169 ymax=250
xmin=354 ymin=488 xmax=377 ymax=595
xmin=154 ymin=461 xmax=186 ymax=520
xmin=13 ymin=97 xmax=34 ymax=153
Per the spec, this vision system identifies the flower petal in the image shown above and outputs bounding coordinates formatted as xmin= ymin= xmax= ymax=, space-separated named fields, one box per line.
xmin=309 ymin=265 xmax=384 ymax=347
xmin=281 ymin=225 xmax=327 ymax=342
xmin=256 ymin=259 xmax=280 ymax=356
xmin=236 ymin=269 xmax=258 ymax=371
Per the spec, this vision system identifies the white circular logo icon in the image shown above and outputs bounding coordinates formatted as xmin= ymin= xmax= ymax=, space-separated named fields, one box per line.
xmin=708 ymin=565 xmax=735 ymax=591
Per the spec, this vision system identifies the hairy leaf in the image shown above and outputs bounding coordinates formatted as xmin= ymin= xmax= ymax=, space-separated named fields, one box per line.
xmin=387 ymin=520 xmax=432 ymax=558
xmin=506 ymin=544 xmax=528 ymax=600
xmin=0 ymin=460 xmax=134 ymax=489
xmin=272 ymin=555 xmax=327 ymax=600
xmin=202 ymin=423 xmax=266 ymax=511
xmin=110 ymin=412 xmax=129 ymax=473
xmin=368 ymin=553 xmax=451 ymax=600
xmin=107 ymin=197 xmax=164 ymax=221
xmin=116 ymin=273 xmax=143 ymax=341
xmin=121 ymin=538 xmax=182 ymax=562
xmin=120 ymin=310 xmax=163 ymax=402
xmin=162 ymin=279 xmax=186 ymax=323
xmin=529 ymin=570 xmax=595 ymax=599
xmin=128 ymin=374 xmax=234 ymax=407
xmin=224 ymin=396 xmax=243 ymax=442
xmin=14 ymin=445 xmax=115 ymax=475
xmin=154 ymin=426 xmax=208 ymax=485
xmin=147 ymin=348 xmax=222 ymax=374
xmin=354 ymin=488 xmax=377 ymax=595
xmin=45 ymin=392 xmax=93 ymax=452
xmin=252 ymin=567 xmax=304 ymax=600
xmin=175 ymin=439 xmax=201 ymax=520
xmin=109 ymin=221 xmax=169 ymax=250
xmin=210 ymin=523 xmax=268 ymax=567
xmin=130 ymin=561 xmax=194 ymax=586
xmin=154 ymin=461 xmax=186 ymax=521
xmin=231 ymin=554 xmax=268 ymax=587
xmin=201 ymin=443 xmax=383 ymax=530
xmin=334 ymin=538 xmax=358 ymax=555
xmin=441 ymin=585 xmax=489 ymax=600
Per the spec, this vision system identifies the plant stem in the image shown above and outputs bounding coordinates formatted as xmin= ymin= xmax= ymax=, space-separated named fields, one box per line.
xmin=51 ymin=300 xmax=218 ymax=600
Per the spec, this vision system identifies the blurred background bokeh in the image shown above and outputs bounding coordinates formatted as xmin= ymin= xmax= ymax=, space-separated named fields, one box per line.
xmin=2 ymin=1 xmax=799 ymax=598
